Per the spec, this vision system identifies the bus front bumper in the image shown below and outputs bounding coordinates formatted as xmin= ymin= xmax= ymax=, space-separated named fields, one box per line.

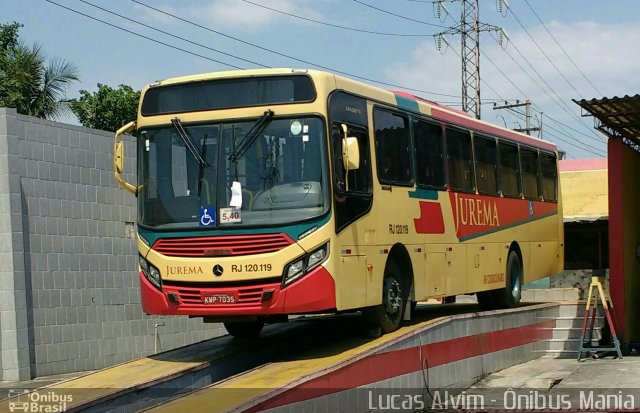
xmin=139 ymin=266 xmax=336 ymax=316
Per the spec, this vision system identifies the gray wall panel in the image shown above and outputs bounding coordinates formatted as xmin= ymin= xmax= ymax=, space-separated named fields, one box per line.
xmin=0 ymin=109 xmax=225 ymax=380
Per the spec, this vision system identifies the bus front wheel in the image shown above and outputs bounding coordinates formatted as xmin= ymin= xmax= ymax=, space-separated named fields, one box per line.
xmin=477 ymin=251 xmax=522 ymax=309
xmin=363 ymin=260 xmax=407 ymax=334
xmin=224 ymin=319 xmax=264 ymax=339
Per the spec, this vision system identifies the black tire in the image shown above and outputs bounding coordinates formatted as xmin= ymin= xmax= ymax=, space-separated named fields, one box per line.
xmin=223 ymin=319 xmax=264 ymax=339
xmin=363 ymin=260 xmax=408 ymax=334
xmin=477 ymin=250 xmax=522 ymax=309
xmin=503 ymin=251 xmax=523 ymax=307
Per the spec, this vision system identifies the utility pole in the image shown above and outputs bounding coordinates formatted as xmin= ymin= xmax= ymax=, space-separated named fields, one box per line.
xmin=492 ymin=100 xmax=541 ymax=135
xmin=434 ymin=0 xmax=504 ymax=120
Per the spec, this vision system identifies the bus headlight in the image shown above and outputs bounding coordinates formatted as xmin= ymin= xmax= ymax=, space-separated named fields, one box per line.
xmin=307 ymin=246 xmax=327 ymax=269
xmin=286 ymin=259 xmax=306 ymax=281
xmin=139 ymin=255 xmax=162 ymax=291
xmin=282 ymin=243 xmax=329 ymax=287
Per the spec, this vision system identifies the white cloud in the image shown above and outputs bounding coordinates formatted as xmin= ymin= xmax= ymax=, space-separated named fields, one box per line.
xmin=133 ymin=3 xmax=180 ymax=26
xmin=185 ymin=0 xmax=325 ymax=33
xmin=385 ymin=21 xmax=640 ymax=157
xmin=387 ymin=21 xmax=640 ymax=104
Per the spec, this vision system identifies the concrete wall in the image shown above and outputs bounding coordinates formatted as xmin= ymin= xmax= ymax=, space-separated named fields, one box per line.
xmin=0 ymin=108 xmax=225 ymax=381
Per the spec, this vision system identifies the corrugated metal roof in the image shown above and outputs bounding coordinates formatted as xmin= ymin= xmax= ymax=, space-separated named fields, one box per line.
xmin=574 ymin=95 xmax=640 ymax=143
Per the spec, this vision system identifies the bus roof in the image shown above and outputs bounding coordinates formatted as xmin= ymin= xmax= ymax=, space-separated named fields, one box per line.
xmin=146 ymin=68 xmax=557 ymax=152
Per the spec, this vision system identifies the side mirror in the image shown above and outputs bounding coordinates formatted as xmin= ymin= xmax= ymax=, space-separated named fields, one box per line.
xmin=114 ymin=121 xmax=138 ymax=195
xmin=114 ymin=140 xmax=125 ymax=174
xmin=340 ymin=124 xmax=360 ymax=193
xmin=341 ymin=124 xmax=360 ymax=171
xmin=342 ymin=137 xmax=360 ymax=171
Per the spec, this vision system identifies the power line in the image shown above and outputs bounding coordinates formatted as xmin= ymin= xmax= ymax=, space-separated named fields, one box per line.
xmin=449 ymin=44 xmax=603 ymax=157
xmin=506 ymin=108 xmax=605 ymax=156
xmin=523 ymin=0 xmax=604 ymax=96
xmin=481 ymin=48 xmax=529 ymax=99
xmin=540 ymin=110 xmax=607 ymax=145
xmin=490 ymin=32 xmax=606 ymax=144
xmin=506 ymin=5 xmax=583 ymax=99
xmin=435 ymin=0 xmax=598 ymax=152
xmin=351 ymin=0 xmax=448 ymax=28
xmin=77 ymin=0 xmax=268 ymax=68
xmin=43 ymin=0 xmax=243 ymax=69
xmin=131 ymin=0 xmax=460 ymax=98
xmin=544 ymin=130 xmax=604 ymax=157
xmin=240 ymin=0 xmax=433 ymax=37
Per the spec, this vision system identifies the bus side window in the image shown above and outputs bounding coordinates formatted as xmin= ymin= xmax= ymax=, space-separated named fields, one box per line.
xmin=414 ymin=119 xmax=445 ymax=188
xmin=474 ymin=135 xmax=498 ymax=195
xmin=446 ymin=127 xmax=475 ymax=192
xmin=540 ymin=153 xmax=558 ymax=202
xmin=374 ymin=109 xmax=412 ymax=185
xmin=520 ymin=148 xmax=541 ymax=200
xmin=498 ymin=142 xmax=521 ymax=198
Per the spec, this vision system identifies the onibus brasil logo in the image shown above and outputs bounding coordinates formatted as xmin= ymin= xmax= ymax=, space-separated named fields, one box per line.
xmin=8 ymin=389 xmax=72 ymax=413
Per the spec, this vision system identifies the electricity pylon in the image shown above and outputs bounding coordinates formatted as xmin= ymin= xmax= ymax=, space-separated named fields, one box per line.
xmin=434 ymin=0 xmax=505 ymax=119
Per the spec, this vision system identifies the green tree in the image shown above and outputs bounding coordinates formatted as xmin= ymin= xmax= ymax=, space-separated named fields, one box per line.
xmin=70 ymin=84 xmax=140 ymax=132
xmin=0 ymin=21 xmax=79 ymax=119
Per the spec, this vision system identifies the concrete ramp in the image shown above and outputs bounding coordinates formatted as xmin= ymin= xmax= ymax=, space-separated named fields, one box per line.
xmin=145 ymin=303 xmax=558 ymax=413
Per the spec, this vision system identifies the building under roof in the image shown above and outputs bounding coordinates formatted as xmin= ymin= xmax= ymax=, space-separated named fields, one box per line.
xmin=575 ymin=95 xmax=640 ymax=347
xmin=559 ymin=158 xmax=608 ymax=223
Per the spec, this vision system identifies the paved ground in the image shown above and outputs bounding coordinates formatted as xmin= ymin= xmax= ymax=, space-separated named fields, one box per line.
xmin=466 ymin=356 xmax=640 ymax=411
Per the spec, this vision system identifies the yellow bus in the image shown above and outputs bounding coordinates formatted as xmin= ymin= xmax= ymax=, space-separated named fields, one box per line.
xmin=114 ymin=68 xmax=563 ymax=338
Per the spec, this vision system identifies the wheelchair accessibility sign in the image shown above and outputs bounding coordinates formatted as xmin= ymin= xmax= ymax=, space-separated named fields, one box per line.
xmin=199 ymin=207 xmax=216 ymax=227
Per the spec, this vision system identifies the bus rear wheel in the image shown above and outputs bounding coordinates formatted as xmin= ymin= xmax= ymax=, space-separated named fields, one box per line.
xmin=224 ymin=319 xmax=264 ymax=339
xmin=477 ymin=251 xmax=522 ymax=309
xmin=363 ymin=260 xmax=407 ymax=334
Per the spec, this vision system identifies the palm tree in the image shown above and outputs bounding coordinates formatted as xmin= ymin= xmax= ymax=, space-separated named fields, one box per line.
xmin=0 ymin=22 xmax=79 ymax=120
xmin=0 ymin=42 xmax=43 ymax=115
xmin=31 ymin=55 xmax=80 ymax=119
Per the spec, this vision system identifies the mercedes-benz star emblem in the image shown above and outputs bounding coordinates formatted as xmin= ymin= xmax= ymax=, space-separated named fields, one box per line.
xmin=213 ymin=265 xmax=224 ymax=276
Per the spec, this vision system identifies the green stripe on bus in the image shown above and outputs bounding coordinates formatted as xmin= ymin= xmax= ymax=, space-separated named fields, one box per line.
xmin=408 ymin=188 xmax=439 ymax=200
xmin=395 ymin=94 xmax=420 ymax=113
xmin=139 ymin=213 xmax=331 ymax=245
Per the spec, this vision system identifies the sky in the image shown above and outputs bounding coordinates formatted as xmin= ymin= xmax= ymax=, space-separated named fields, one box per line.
xmin=5 ymin=0 xmax=640 ymax=159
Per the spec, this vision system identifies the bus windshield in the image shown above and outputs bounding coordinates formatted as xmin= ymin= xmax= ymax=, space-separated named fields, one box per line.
xmin=138 ymin=116 xmax=328 ymax=229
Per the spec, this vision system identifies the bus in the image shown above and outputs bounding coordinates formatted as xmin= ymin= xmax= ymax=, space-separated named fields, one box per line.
xmin=113 ymin=68 xmax=564 ymax=338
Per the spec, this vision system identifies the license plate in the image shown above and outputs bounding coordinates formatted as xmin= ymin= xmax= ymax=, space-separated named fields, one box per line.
xmin=202 ymin=293 xmax=236 ymax=304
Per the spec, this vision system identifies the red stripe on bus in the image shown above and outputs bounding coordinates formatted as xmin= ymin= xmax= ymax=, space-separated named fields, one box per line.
xmin=431 ymin=107 xmax=557 ymax=152
xmin=449 ymin=192 xmax=558 ymax=240
xmin=248 ymin=319 xmax=555 ymax=412
xmin=413 ymin=201 xmax=446 ymax=234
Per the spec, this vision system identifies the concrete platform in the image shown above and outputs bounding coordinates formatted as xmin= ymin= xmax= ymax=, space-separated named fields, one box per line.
xmin=467 ymin=356 xmax=640 ymax=410
xmin=142 ymin=303 xmax=558 ymax=413
xmin=0 ymin=304 xmax=492 ymax=412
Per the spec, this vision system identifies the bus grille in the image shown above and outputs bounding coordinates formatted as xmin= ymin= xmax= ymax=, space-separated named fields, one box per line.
xmin=152 ymin=233 xmax=293 ymax=257
xmin=176 ymin=286 xmax=270 ymax=305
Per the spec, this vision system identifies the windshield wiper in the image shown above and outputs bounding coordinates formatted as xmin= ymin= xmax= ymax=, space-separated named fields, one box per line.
xmin=228 ymin=110 xmax=274 ymax=163
xmin=171 ymin=117 xmax=208 ymax=167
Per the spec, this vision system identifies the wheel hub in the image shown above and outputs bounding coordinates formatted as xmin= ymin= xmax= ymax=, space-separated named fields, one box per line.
xmin=383 ymin=277 xmax=402 ymax=314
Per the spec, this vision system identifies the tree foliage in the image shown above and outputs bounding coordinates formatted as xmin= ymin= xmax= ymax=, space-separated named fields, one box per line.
xmin=70 ymin=84 xmax=140 ymax=132
xmin=0 ymin=21 xmax=79 ymax=119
